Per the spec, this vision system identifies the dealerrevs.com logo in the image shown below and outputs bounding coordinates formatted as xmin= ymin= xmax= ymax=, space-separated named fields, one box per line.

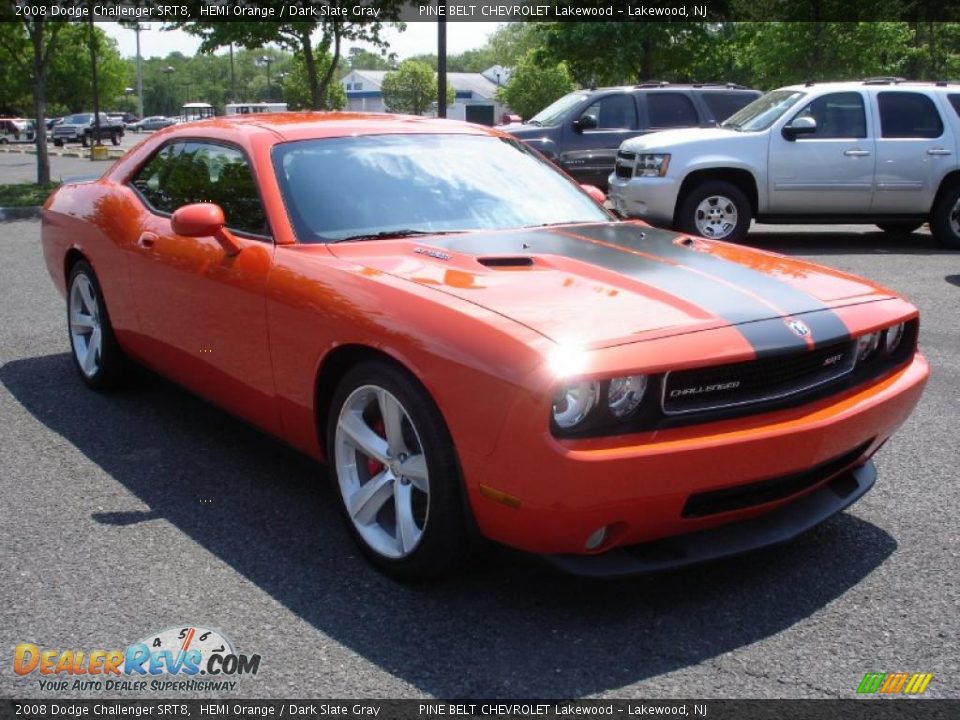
xmin=14 ymin=625 xmax=260 ymax=693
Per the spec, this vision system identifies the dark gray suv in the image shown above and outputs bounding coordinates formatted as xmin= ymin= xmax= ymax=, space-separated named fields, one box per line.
xmin=501 ymin=83 xmax=760 ymax=190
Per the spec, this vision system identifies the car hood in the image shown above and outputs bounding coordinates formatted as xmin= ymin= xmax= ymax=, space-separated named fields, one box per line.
xmin=327 ymin=222 xmax=894 ymax=350
xmin=621 ymin=126 xmax=756 ymax=153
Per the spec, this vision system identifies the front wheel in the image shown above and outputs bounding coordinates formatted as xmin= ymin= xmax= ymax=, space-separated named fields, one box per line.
xmin=67 ymin=261 xmax=129 ymax=390
xmin=80 ymin=134 xmax=88 ymax=148
xmin=53 ymin=139 xmax=63 ymax=147
xmin=110 ymin=133 xmax=120 ymax=146
xmin=678 ymin=181 xmax=751 ymax=243
xmin=327 ymin=361 xmax=468 ymax=579
xmin=930 ymin=186 xmax=960 ymax=249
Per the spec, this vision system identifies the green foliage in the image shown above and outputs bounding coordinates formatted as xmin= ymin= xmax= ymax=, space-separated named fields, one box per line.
xmin=47 ymin=24 xmax=131 ymax=113
xmin=496 ymin=51 xmax=575 ymax=120
xmin=381 ymin=60 xmax=455 ymax=116
xmin=347 ymin=47 xmax=395 ymax=70
xmin=0 ymin=182 xmax=59 ymax=207
xmin=284 ymin=51 xmax=346 ymax=110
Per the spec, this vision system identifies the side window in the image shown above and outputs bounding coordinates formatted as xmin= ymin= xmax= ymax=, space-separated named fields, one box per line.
xmin=131 ymin=142 xmax=182 ymax=213
xmin=580 ymin=94 xmax=638 ymax=130
xmin=131 ymin=141 xmax=268 ymax=237
xmin=949 ymin=94 xmax=960 ymax=118
xmin=177 ymin=142 xmax=268 ymax=236
xmin=878 ymin=92 xmax=943 ymax=139
xmin=702 ymin=92 xmax=752 ymax=123
xmin=647 ymin=93 xmax=699 ymax=129
xmin=791 ymin=92 xmax=867 ymax=139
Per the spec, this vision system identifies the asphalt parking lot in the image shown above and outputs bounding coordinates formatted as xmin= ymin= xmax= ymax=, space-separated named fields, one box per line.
xmin=0 ymin=216 xmax=957 ymax=700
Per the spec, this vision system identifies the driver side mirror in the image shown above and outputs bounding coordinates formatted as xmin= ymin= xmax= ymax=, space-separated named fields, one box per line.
xmin=782 ymin=115 xmax=817 ymax=141
xmin=573 ymin=115 xmax=597 ymax=133
xmin=171 ymin=202 xmax=242 ymax=256
xmin=580 ymin=184 xmax=607 ymax=205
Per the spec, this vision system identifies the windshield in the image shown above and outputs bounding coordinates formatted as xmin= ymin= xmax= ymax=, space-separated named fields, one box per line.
xmin=527 ymin=92 xmax=591 ymax=126
xmin=721 ymin=90 xmax=806 ymax=131
xmin=64 ymin=114 xmax=92 ymax=124
xmin=273 ymin=134 xmax=611 ymax=243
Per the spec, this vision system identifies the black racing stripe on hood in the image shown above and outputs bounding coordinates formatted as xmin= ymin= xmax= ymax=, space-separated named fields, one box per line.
xmin=426 ymin=227 xmax=811 ymax=354
xmin=569 ymin=223 xmax=852 ymax=348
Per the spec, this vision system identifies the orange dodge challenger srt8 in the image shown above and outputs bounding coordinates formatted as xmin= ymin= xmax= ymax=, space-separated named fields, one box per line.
xmin=41 ymin=113 xmax=929 ymax=579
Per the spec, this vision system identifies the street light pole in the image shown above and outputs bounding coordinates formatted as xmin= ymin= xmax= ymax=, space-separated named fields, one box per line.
xmin=162 ymin=65 xmax=176 ymax=116
xmin=133 ymin=22 xmax=147 ymax=119
xmin=437 ymin=5 xmax=447 ymax=118
xmin=89 ymin=15 xmax=102 ymax=148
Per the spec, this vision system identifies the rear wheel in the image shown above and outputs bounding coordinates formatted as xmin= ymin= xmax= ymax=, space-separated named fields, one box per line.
xmin=930 ymin=185 xmax=960 ymax=250
xmin=80 ymin=134 xmax=88 ymax=148
xmin=678 ymin=181 xmax=751 ymax=243
xmin=327 ymin=361 xmax=468 ymax=579
xmin=876 ymin=222 xmax=922 ymax=235
xmin=67 ymin=261 xmax=128 ymax=390
xmin=110 ymin=133 xmax=120 ymax=146
xmin=53 ymin=139 xmax=64 ymax=147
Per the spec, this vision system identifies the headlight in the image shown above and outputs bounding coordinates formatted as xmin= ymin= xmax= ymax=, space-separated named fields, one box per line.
xmin=635 ymin=153 xmax=670 ymax=177
xmin=856 ymin=331 xmax=881 ymax=362
xmin=552 ymin=380 xmax=600 ymax=429
xmin=607 ymin=375 xmax=648 ymax=418
xmin=885 ymin=322 xmax=906 ymax=353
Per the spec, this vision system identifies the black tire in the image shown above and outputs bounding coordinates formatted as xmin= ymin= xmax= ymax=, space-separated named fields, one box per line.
xmin=66 ymin=260 xmax=129 ymax=391
xmin=0 ymin=138 xmax=7 ymax=145
xmin=80 ymin=134 xmax=88 ymax=148
xmin=53 ymin=139 xmax=63 ymax=147
xmin=678 ymin=181 xmax=752 ymax=243
xmin=930 ymin=185 xmax=960 ymax=250
xmin=110 ymin=133 xmax=120 ymax=146
xmin=326 ymin=360 xmax=468 ymax=580
xmin=876 ymin=222 xmax=922 ymax=235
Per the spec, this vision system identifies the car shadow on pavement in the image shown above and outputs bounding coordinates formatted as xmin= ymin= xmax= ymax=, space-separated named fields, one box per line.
xmin=1 ymin=352 xmax=897 ymax=698
xmin=743 ymin=228 xmax=955 ymax=256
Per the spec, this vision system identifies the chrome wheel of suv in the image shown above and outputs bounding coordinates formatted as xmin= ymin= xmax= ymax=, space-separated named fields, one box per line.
xmin=679 ymin=181 xmax=751 ymax=243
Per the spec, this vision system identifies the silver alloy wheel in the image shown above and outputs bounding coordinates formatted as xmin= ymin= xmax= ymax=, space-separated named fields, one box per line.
xmin=334 ymin=385 xmax=430 ymax=559
xmin=694 ymin=195 xmax=738 ymax=239
xmin=69 ymin=273 xmax=102 ymax=378
xmin=950 ymin=197 xmax=960 ymax=237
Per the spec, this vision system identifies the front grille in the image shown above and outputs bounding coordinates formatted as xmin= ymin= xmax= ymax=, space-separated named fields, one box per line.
xmin=662 ymin=340 xmax=857 ymax=415
xmin=682 ymin=440 xmax=872 ymax=518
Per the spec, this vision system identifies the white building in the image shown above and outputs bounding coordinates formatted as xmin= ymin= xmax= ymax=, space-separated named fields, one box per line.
xmin=340 ymin=68 xmax=512 ymax=125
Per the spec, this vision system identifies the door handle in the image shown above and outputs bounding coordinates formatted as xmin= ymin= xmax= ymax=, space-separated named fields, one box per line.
xmin=138 ymin=232 xmax=158 ymax=249
xmin=843 ymin=149 xmax=871 ymax=157
xmin=927 ymin=148 xmax=952 ymax=156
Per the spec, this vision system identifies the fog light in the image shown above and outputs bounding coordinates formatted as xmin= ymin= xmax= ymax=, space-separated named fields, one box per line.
xmin=585 ymin=525 xmax=608 ymax=551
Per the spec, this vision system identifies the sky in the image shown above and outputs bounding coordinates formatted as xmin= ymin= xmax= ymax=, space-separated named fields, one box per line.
xmin=101 ymin=21 xmax=503 ymax=62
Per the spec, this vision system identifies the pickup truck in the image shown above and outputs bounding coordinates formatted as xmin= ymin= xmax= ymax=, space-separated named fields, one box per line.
xmin=52 ymin=112 xmax=125 ymax=147
xmin=608 ymin=79 xmax=960 ymax=248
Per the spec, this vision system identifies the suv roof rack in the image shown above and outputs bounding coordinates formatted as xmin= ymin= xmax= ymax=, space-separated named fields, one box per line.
xmin=690 ymin=82 xmax=749 ymax=90
xmin=634 ymin=81 xmax=670 ymax=88
xmin=862 ymin=76 xmax=907 ymax=85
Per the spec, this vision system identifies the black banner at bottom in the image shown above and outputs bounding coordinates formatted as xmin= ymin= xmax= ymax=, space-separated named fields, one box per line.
xmin=2 ymin=700 xmax=959 ymax=720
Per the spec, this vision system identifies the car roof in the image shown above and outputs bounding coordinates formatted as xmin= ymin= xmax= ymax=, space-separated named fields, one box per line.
xmin=779 ymin=80 xmax=960 ymax=93
xmin=163 ymin=111 xmax=500 ymax=143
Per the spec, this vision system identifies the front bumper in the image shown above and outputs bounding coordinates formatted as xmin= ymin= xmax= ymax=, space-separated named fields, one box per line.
xmin=607 ymin=173 xmax=681 ymax=227
xmin=543 ymin=459 xmax=875 ymax=577
xmin=464 ymin=352 xmax=928 ymax=557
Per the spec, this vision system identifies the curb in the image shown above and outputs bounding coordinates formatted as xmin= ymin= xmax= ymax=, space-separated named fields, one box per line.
xmin=0 ymin=206 xmax=41 ymax=222
xmin=0 ymin=146 xmax=123 ymax=160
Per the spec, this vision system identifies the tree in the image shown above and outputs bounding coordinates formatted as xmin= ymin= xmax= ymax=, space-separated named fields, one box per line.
xmin=174 ymin=2 xmax=404 ymax=110
xmin=0 ymin=18 xmax=66 ymax=185
xmin=347 ymin=47 xmax=395 ymax=70
xmin=284 ymin=48 xmax=346 ymax=110
xmin=381 ymin=60 xmax=455 ymax=116
xmin=47 ymin=24 xmax=131 ymax=113
xmin=496 ymin=50 xmax=574 ymax=121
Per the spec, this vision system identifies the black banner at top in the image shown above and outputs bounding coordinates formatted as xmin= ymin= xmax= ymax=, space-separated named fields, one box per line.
xmin=3 ymin=0 xmax=960 ymax=23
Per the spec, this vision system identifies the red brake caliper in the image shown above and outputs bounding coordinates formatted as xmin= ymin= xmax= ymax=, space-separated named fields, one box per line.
xmin=366 ymin=418 xmax=386 ymax=476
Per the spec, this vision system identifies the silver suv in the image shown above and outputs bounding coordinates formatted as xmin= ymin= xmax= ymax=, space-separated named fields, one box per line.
xmin=608 ymin=79 xmax=960 ymax=248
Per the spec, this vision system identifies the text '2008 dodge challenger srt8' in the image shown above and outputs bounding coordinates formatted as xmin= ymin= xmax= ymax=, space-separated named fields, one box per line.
xmin=41 ymin=112 xmax=929 ymax=579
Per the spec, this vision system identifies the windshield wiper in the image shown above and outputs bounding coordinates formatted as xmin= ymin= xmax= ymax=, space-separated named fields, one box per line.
xmin=331 ymin=229 xmax=457 ymax=244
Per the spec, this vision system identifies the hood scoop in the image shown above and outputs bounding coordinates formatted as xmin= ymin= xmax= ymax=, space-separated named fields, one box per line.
xmin=477 ymin=256 xmax=534 ymax=268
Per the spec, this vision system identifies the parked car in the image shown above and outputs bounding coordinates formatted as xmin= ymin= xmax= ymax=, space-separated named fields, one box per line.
xmin=51 ymin=112 xmax=124 ymax=147
xmin=501 ymin=82 xmax=760 ymax=190
xmin=0 ymin=118 xmax=35 ymax=143
xmin=41 ymin=113 xmax=927 ymax=579
xmin=130 ymin=116 xmax=175 ymax=132
xmin=609 ymin=79 xmax=960 ymax=248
